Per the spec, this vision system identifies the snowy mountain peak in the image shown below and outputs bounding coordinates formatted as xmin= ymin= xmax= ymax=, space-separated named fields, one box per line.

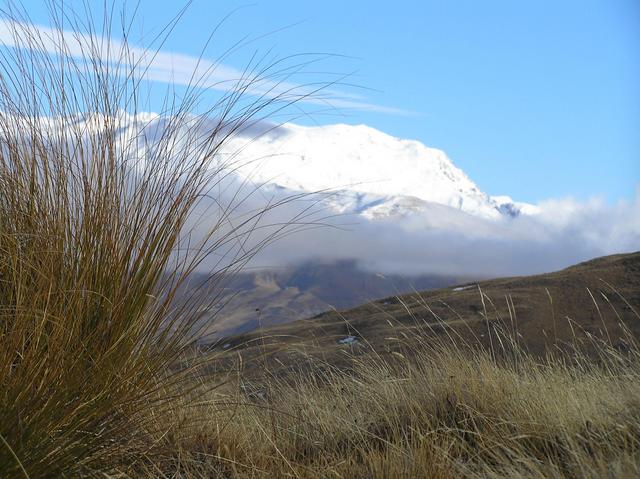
xmin=43 ymin=112 xmax=532 ymax=221
xmin=226 ymin=122 xmax=533 ymax=220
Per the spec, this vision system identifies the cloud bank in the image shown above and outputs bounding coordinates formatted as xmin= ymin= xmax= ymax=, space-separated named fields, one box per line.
xmin=191 ymin=180 xmax=640 ymax=279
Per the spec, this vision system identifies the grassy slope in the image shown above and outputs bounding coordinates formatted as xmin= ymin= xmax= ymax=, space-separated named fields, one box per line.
xmin=214 ymin=251 xmax=640 ymax=374
xmin=142 ymin=252 xmax=640 ymax=478
xmin=159 ymin=349 xmax=640 ymax=478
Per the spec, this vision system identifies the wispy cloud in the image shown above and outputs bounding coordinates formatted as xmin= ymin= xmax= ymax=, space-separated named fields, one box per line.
xmin=0 ymin=19 xmax=408 ymax=115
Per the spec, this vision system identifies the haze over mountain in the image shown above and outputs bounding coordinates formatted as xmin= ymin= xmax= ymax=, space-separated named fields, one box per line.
xmin=103 ymin=113 xmax=633 ymax=335
xmin=33 ymin=113 xmax=640 ymax=333
xmin=173 ymin=115 xmax=637 ymax=277
xmin=56 ymin=111 xmax=637 ymax=277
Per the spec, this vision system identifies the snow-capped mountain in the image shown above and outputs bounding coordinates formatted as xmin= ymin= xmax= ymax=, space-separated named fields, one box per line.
xmin=223 ymin=122 xmax=536 ymax=220
xmin=46 ymin=112 xmax=534 ymax=221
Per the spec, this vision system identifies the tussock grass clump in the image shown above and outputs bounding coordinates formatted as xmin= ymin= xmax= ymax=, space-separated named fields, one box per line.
xmin=0 ymin=3 xmax=317 ymax=476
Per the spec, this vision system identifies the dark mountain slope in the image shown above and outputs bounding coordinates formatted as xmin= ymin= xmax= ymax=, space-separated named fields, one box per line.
xmin=212 ymin=252 xmax=640 ymax=370
xmin=191 ymin=260 xmax=471 ymax=338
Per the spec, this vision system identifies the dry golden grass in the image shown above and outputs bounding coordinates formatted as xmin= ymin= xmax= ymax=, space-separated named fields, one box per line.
xmin=149 ymin=326 xmax=640 ymax=478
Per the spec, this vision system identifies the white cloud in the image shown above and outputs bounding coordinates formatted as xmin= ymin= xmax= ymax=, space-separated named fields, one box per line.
xmin=192 ymin=180 xmax=640 ymax=278
xmin=138 ymin=119 xmax=638 ymax=279
xmin=0 ymin=18 xmax=406 ymax=115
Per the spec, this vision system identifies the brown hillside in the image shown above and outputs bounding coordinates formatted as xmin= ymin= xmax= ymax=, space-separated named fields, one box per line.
xmin=210 ymin=252 xmax=640 ymax=374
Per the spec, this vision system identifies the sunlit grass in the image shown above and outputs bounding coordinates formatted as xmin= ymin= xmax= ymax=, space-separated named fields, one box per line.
xmin=153 ymin=315 xmax=640 ymax=478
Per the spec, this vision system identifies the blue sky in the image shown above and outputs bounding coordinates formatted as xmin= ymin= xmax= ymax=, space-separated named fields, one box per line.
xmin=9 ymin=0 xmax=640 ymax=204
